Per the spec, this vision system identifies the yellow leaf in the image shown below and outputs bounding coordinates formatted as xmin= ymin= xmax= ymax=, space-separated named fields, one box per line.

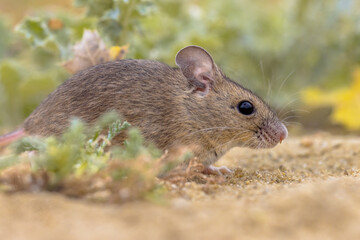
xmin=302 ymin=88 xmax=328 ymax=106
xmin=301 ymin=87 xmax=346 ymax=106
xmin=109 ymin=44 xmax=129 ymax=60
xmin=302 ymin=67 xmax=360 ymax=130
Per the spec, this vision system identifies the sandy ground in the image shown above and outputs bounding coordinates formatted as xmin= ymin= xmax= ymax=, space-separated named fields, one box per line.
xmin=1 ymin=133 xmax=360 ymax=240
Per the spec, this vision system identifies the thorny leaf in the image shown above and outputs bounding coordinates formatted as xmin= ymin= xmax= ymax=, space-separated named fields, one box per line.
xmin=62 ymin=30 xmax=129 ymax=74
xmin=62 ymin=30 xmax=109 ymax=74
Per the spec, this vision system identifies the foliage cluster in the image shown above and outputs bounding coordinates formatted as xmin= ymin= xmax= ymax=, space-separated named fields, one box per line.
xmin=0 ymin=113 xmax=167 ymax=203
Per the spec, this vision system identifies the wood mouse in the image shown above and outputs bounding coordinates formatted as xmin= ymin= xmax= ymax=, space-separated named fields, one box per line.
xmin=0 ymin=46 xmax=287 ymax=175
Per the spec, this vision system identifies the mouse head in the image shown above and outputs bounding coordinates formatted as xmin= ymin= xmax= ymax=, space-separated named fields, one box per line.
xmin=176 ymin=45 xmax=288 ymax=150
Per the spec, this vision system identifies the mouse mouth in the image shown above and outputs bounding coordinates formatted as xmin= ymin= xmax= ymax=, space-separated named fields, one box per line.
xmin=253 ymin=122 xmax=288 ymax=149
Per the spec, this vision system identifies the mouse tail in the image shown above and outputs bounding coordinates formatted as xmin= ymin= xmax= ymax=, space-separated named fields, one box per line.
xmin=0 ymin=128 xmax=26 ymax=147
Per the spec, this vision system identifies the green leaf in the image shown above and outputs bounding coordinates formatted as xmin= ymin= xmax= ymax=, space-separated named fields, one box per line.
xmin=15 ymin=17 xmax=73 ymax=59
xmin=13 ymin=137 xmax=46 ymax=154
xmin=16 ymin=17 xmax=57 ymax=54
xmin=16 ymin=17 xmax=48 ymax=44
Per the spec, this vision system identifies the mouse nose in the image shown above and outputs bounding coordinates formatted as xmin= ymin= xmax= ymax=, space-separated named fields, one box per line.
xmin=279 ymin=123 xmax=288 ymax=143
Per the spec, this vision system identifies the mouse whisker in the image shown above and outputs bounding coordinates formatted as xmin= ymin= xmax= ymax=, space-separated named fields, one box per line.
xmin=182 ymin=126 xmax=253 ymax=138
xmin=214 ymin=132 xmax=249 ymax=150
xmin=277 ymin=97 xmax=302 ymax=117
xmin=282 ymin=121 xmax=302 ymax=127
xmin=276 ymin=94 xmax=301 ymax=113
xmin=240 ymin=137 xmax=258 ymax=149
xmin=281 ymin=108 xmax=309 ymax=117
xmin=214 ymin=130 xmax=253 ymax=151
xmin=280 ymin=115 xmax=297 ymax=121
xmin=275 ymin=70 xmax=295 ymax=97
xmin=280 ymin=113 xmax=305 ymax=122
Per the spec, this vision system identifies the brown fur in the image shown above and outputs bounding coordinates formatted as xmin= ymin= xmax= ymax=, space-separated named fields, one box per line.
xmin=23 ymin=46 xmax=287 ymax=166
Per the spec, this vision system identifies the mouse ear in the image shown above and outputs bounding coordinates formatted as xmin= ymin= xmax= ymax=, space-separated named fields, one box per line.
xmin=175 ymin=46 xmax=217 ymax=96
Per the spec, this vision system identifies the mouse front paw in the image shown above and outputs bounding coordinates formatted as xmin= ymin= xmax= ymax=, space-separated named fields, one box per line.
xmin=202 ymin=165 xmax=233 ymax=176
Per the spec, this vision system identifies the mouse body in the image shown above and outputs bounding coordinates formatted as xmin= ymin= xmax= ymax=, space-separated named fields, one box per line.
xmin=3 ymin=46 xmax=288 ymax=175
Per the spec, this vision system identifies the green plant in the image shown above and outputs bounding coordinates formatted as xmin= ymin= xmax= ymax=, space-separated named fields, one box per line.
xmin=0 ymin=112 xmax=167 ymax=203
xmin=13 ymin=113 xmax=127 ymax=182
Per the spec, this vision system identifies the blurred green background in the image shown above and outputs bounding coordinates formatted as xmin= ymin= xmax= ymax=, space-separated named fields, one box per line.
xmin=0 ymin=0 xmax=359 ymax=134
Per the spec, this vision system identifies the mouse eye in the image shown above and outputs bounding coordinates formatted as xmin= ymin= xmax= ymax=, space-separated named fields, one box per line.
xmin=237 ymin=101 xmax=254 ymax=115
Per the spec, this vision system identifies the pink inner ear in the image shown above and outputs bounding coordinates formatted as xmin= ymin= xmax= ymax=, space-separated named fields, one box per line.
xmin=193 ymin=65 xmax=213 ymax=96
xmin=193 ymin=63 xmax=212 ymax=77
xmin=195 ymin=78 xmax=210 ymax=96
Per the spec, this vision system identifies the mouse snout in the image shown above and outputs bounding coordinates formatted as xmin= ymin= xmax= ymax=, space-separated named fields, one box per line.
xmin=255 ymin=120 xmax=288 ymax=148
xmin=278 ymin=122 xmax=288 ymax=143
xmin=268 ymin=122 xmax=288 ymax=145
